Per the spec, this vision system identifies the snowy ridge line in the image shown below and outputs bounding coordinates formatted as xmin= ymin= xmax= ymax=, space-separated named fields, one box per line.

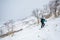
xmin=0 ymin=17 xmax=38 ymax=38
xmin=0 ymin=15 xmax=40 ymax=38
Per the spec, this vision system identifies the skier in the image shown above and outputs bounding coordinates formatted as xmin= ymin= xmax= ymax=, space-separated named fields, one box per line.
xmin=40 ymin=16 xmax=47 ymax=28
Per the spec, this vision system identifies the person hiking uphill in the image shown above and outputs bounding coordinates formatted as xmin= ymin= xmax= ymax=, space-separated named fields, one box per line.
xmin=41 ymin=16 xmax=47 ymax=28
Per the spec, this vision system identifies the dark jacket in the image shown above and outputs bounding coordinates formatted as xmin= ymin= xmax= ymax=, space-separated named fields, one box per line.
xmin=41 ymin=18 xmax=45 ymax=24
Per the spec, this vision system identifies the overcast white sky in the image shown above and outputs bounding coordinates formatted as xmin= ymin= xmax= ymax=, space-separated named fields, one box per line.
xmin=0 ymin=0 xmax=50 ymax=25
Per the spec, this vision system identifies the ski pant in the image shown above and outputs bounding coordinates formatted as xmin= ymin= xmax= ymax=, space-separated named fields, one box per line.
xmin=41 ymin=23 xmax=45 ymax=28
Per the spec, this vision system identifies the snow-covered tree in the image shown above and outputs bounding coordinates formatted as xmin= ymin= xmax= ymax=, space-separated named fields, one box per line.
xmin=4 ymin=20 xmax=14 ymax=32
xmin=32 ymin=9 xmax=40 ymax=24
xmin=49 ymin=0 xmax=60 ymax=17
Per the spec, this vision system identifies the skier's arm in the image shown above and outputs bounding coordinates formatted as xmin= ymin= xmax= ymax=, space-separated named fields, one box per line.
xmin=44 ymin=19 xmax=47 ymax=22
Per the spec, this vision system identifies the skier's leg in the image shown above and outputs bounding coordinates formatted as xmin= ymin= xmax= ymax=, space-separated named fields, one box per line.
xmin=41 ymin=24 xmax=43 ymax=28
xmin=41 ymin=23 xmax=43 ymax=28
xmin=41 ymin=23 xmax=45 ymax=28
xmin=42 ymin=23 xmax=45 ymax=28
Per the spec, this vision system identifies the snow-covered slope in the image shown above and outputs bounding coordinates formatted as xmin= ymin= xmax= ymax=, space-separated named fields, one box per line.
xmin=0 ymin=17 xmax=60 ymax=40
